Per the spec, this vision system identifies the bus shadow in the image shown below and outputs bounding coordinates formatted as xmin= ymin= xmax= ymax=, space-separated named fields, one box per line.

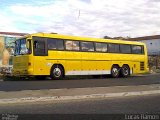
xmin=2 ymin=75 xmax=114 ymax=81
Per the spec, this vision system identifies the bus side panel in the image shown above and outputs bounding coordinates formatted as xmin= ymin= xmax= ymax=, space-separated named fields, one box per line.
xmin=65 ymin=51 xmax=81 ymax=75
xmin=33 ymin=56 xmax=48 ymax=75
xmin=98 ymin=53 xmax=112 ymax=74
xmin=80 ymin=52 xmax=111 ymax=75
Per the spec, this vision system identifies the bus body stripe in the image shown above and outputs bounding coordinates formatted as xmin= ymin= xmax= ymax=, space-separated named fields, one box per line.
xmin=66 ymin=70 xmax=111 ymax=75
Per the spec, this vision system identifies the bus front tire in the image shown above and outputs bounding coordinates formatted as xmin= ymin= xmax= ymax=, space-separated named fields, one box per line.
xmin=111 ymin=65 xmax=120 ymax=78
xmin=50 ymin=65 xmax=64 ymax=80
xmin=121 ymin=65 xmax=130 ymax=77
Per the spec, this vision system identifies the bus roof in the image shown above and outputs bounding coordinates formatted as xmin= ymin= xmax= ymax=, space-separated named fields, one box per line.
xmin=25 ymin=32 xmax=145 ymax=46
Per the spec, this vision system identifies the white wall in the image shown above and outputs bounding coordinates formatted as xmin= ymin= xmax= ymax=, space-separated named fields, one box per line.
xmin=141 ymin=39 xmax=160 ymax=55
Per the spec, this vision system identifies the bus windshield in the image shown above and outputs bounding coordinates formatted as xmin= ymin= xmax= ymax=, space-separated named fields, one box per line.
xmin=15 ymin=38 xmax=31 ymax=55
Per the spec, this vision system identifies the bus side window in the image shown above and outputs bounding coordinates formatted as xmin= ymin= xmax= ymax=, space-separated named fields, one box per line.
xmin=48 ymin=39 xmax=57 ymax=50
xmin=66 ymin=41 xmax=73 ymax=50
xmin=95 ymin=43 xmax=108 ymax=52
xmin=108 ymin=43 xmax=120 ymax=53
xmin=57 ymin=40 xmax=64 ymax=50
xmin=120 ymin=44 xmax=131 ymax=54
xmin=81 ymin=41 xmax=94 ymax=52
xmin=34 ymin=40 xmax=46 ymax=55
xmin=132 ymin=45 xmax=144 ymax=54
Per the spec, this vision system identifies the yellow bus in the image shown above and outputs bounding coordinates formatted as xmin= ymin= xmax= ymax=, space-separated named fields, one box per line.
xmin=12 ymin=33 xmax=148 ymax=79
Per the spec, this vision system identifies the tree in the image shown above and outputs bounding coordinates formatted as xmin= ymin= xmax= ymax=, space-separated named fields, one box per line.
xmin=104 ymin=36 xmax=112 ymax=39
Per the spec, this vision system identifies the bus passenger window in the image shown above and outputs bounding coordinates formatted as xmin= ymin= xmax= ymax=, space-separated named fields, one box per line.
xmin=132 ymin=45 xmax=143 ymax=54
xmin=95 ymin=43 xmax=107 ymax=52
xmin=81 ymin=42 xmax=94 ymax=52
xmin=48 ymin=39 xmax=57 ymax=50
xmin=57 ymin=40 xmax=64 ymax=50
xmin=66 ymin=41 xmax=72 ymax=50
xmin=72 ymin=41 xmax=80 ymax=51
xmin=95 ymin=43 xmax=102 ymax=52
xmin=65 ymin=40 xmax=79 ymax=51
xmin=108 ymin=44 xmax=120 ymax=53
xmin=120 ymin=44 xmax=131 ymax=54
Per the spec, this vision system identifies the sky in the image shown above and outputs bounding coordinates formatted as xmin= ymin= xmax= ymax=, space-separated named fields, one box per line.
xmin=0 ymin=0 xmax=160 ymax=38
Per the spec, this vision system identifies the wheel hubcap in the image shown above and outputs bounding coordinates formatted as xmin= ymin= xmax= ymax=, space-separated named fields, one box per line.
xmin=53 ymin=68 xmax=61 ymax=77
xmin=112 ymin=68 xmax=118 ymax=76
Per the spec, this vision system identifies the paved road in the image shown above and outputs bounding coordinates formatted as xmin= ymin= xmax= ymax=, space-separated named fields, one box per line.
xmin=0 ymin=74 xmax=160 ymax=91
xmin=0 ymin=94 xmax=160 ymax=114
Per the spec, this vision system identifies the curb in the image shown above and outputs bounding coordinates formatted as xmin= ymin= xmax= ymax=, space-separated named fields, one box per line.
xmin=0 ymin=90 xmax=160 ymax=104
xmin=131 ymin=72 xmax=160 ymax=77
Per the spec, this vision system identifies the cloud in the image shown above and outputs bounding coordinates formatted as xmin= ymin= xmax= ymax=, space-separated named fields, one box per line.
xmin=0 ymin=0 xmax=160 ymax=38
xmin=0 ymin=13 xmax=19 ymax=32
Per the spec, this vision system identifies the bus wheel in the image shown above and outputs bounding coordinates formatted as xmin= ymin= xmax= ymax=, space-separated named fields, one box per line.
xmin=111 ymin=65 xmax=120 ymax=78
xmin=50 ymin=65 xmax=64 ymax=80
xmin=121 ymin=65 xmax=130 ymax=77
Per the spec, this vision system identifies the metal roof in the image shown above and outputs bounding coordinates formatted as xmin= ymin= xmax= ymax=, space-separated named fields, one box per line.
xmin=128 ymin=35 xmax=160 ymax=41
xmin=0 ymin=32 xmax=28 ymax=37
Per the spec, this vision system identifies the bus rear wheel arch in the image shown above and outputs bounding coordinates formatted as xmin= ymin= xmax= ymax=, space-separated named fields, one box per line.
xmin=50 ymin=64 xmax=65 ymax=80
xmin=120 ymin=64 xmax=130 ymax=77
xmin=111 ymin=65 xmax=120 ymax=78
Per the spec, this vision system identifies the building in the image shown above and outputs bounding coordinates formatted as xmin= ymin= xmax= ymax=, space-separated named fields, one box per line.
xmin=128 ymin=35 xmax=160 ymax=56
xmin=0 ymin=32 xmax=27 ymax=74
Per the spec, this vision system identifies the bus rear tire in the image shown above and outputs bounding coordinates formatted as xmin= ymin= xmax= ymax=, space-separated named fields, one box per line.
xmin=111 ymin=65 xmax=120 ymax=78
xmin=121 ymin=65 xmax=130 ymax=77
xmin=50 ymin=65 xmax=64 ymax=80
